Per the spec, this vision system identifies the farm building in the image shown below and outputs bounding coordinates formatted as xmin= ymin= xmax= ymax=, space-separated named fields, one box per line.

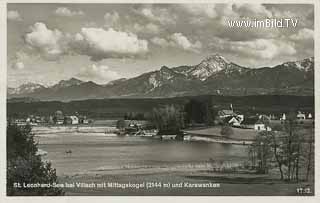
xmin=241 ymin=117 xmax=271 ymax=131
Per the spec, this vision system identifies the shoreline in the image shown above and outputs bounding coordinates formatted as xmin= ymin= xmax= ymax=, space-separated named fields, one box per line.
xmin=33 ymin=126 xmax=254 ymax=145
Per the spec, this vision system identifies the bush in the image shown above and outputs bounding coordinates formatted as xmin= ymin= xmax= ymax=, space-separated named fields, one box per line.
xmin=116 ymin=119 xmax=126 ymax=129
xmin=220 ymin=125 xmax=234 ymax=137
xmin=7 ymin=123 xmax=64 ymax=196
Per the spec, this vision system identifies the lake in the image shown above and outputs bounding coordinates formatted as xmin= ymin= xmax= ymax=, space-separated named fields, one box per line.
xmin=35 ymin=132 xmax=249 ymax=176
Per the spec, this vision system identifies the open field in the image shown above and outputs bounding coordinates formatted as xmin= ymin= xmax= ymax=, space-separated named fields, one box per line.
xmin=59 ymin=169 xmax=314 ymax=196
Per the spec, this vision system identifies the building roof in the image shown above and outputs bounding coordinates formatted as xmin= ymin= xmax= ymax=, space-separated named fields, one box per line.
xmin=70 ymin=116 xmax=78 ymax=120
xmin=218 ymin=110 xmax=235 ymax=116
xmin=224 ymin=116 xmax=241 ymax=124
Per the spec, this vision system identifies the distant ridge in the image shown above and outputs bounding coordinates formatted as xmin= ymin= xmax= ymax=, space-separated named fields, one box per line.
xmin=7 ymin=55 xmax=314 ymax=101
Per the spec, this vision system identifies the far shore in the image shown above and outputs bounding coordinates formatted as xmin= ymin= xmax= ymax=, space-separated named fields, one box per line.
xmin=33 ymin=125 xmax=255 ymax=145
xmin=32 ymin=125 xmax=118 ymax=135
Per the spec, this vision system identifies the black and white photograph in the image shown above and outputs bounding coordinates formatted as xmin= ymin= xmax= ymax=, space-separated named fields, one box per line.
xmin=4 ymin=1 xmax=317 ymax=197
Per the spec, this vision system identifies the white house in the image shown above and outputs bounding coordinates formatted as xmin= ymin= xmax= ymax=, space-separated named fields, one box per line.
xmin=296 ymin=111 xmax=306 ymax=120
xmin=70 ymin=116 xmax=79 ymax=124
xmin=280 ymin=113 xmax=286 ymax=120
xmin=228 ymin=117 xmax=242 ymax=127
xmin=241 ymin=117 xmax=271 ymax=131
xmin=254 ymin=122 xmax=271 ymax=131
xmin=237 ymin=115 xmax=244 ymax=122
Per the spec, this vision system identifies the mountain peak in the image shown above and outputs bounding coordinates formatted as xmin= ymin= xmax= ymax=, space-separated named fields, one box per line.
xmin=54 ymin=77 xmax=84 ymax=88
xmin=9 ymin=82 xmax=45 ymax=95
xmin=281 ymin=57 xmax=314 ymax=71
xmin=160 ymin=65 xmax=171 ymax=72
xmin=203 ymin=54 xmax=230 ymax=64
xmin=62 ymin=77 xmax=83 ymax=83
xmin=188 ymin=54 xmax=232 ymax=81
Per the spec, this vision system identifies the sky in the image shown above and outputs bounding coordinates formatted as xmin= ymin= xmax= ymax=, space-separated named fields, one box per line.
xmin=7 ymin=3 xmax=314 ymax=87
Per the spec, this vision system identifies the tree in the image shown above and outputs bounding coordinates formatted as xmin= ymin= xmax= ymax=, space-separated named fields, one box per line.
xmin=249 ymin=111 xmax=314 ymax=182
xmin=149 ymin=105 xmax=185 ymax=135
xmin=305 ymin=128 xmax=314 ymax=181
xmin=7 ymin=123 xmax=64 ymax=195
xmin=270 ymin=130 xmax=285 ymax=180
xmin=251 ymin=131 xmax=273 ymax=174
xmin=116 ymin=119 xmax=126 ymax=129
xmin=281 ymin=110 xmax=302 ymax=181
xmin=184 ymin=99 xmax=217 ymax=126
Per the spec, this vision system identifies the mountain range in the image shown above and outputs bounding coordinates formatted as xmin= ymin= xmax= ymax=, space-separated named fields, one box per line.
xmin=7 ymin=54 xmax=314 ymax=101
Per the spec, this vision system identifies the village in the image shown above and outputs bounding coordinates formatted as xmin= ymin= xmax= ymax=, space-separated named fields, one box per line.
xmin=11 ymin=105 xmax=314 ymax=144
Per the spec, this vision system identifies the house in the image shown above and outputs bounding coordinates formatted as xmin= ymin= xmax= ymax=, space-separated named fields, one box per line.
xmin=70 ymin=116 xmax=79 ymax=124
xmin=64 ymin=116 xmax=79 ymax=125
xmin=224 ymin=116 xmax=242 ymax=127
xmin=254 ymin=121 xmax=269 ymax=131
xmin=280 ymin=113 xmax=286 ymax=121
xmin=296 ymin=111 xmax=306 ymax=120
xmin=218 ymin=109 xmax=236 ymax=118
xmin=241 ymin=116 xmax=271 ymax=131
xmin=26 ymin=117 xmax=37 ymax=126
xmin=79 ymin=116 xmax=89 ymax=124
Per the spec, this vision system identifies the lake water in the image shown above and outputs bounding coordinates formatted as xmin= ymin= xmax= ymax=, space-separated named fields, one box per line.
xmin=36 ymin=133 xmax=249 ymax=176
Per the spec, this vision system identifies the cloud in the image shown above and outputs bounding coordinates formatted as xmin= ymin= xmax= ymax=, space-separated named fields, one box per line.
xmin=151 ymin=37 xmax=171 ymax=47
xmin=289 ymin=28 xmax=314 ymax=57
xmin=232 ymin=39 xmax=296 ymax=59
xmin=132 ymin=22 xmax=160 ymax=34
xmin=72 ymin=27 xmax=149 ymax=61
xmin=23 ymin=23 xmax=149 ymax=61
xmin=135 ymin=6 xmax=177 ymax=25
xmin=180 ymin=4 xmax=271 ymax=19
xmin=209 ymin=38 xmax=296 ymax=59
xmin=170 ymin=33 xmax=202 ymax=52
xmin=77 ymin=64 xmax=121 ymax=83
xmin=104 ymin=11 xmax=120 ymax=28
xmin=233 ymin=4 xmax=272 ymax=18
xmin=54 ymin=7 xmax=84 ymax=17
xmin=151 ymin=33 xmax=202 ymax=53
xmin=7 ymin=10 xmax=22 ymax=21
xmin=12 ymin=62 xmax=25 ymax=70
xmin=84 ymin=21 xmax=97 ymax=27
xmin=179 ymin=4 xmax=218 ymax=18
xmin=24 ymin=22 xmax=70 ymax=60
xmin=290 ymin=28 xmax=314 ymax=41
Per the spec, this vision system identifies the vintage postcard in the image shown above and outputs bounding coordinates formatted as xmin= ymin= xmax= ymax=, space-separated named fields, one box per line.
xmin=1 ymin=0 xmax=319 ymax=200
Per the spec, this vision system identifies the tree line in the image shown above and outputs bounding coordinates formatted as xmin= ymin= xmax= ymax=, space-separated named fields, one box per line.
xmin=248 ymin=112 xmax=314 ymax=182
